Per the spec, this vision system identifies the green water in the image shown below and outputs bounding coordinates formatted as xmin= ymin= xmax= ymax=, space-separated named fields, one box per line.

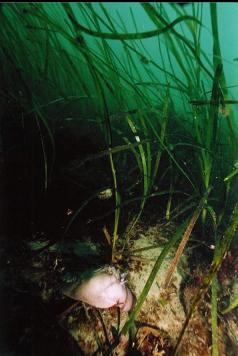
xmin=1 ymin=3 xmax=238 ymax=355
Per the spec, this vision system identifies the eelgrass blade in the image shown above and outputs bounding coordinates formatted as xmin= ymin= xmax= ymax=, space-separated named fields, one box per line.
xmin=211 ymin=276 xmax=219 ymax=356
xmin=87 ymin=190 xmax=189 ymax=226
xmin=174 ymin=201 xmax=238 ymax=354
xmin=164 ymin=187 xmax=212 ymax=288
xmin=119 ymin=218 xmax=190 ymax=338
xmin=67 ymin=14 xmax=201 ymax=40
xmin=63 ymin=187 xmax=112 ymax=234
xmin=142 ymin=3 xmax=213 ymax=81
xmin=224 ymin=167 xmax=238 ymax=182
xmin=210 ymin=3 xmax=237 ymax=157
xmin=221 ymin=294 xmax=238 ymax=315
xmin=69 ymin=138 xmax=155 ymax=172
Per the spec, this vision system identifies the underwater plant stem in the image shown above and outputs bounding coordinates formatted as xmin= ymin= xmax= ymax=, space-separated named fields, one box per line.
xmin=32 ymin=104 xmax=55 ymax=189
xmin=200 ymin=62 xmax=223 ymax=228
xmin=70 ymin=138 xmax=157 ymax=171
xmin=211 ymin=276 xmax=219 ymax=356
xmin=63 ymin=3 xmax=121 ymax=259
xmin=210 ymin=3 xmax=227 ymax=97
xmin=164 ymin=187 xmax=211 ymax=288
xmin=174 ymin=201 xmax=238 ymax=354
xmin=142 ymin=3 xmax=213 ymax=80
xmin=221 ymin=294 xmax=238 ymax=314
xmin=66 ymin=14 xmax=201 ymax=40
xmin=166 ymin=178 xmax=173 ymax=221
xmin=224 ymin=167 xmax=238 ymax=182
xmin=119 ymin=219 xmax=190 ymax=338
xmin=122 ymin=115 xmax=149 ymax=246
xmin=151 ymin=86 xmax=169 ymax=187
xmin=109 ymin=149 xmax=121 ymax=260
xmin=210 ymin=2 xmax=237 ymax=157
xmin=34 ymin=113 xmax=48 ymax=190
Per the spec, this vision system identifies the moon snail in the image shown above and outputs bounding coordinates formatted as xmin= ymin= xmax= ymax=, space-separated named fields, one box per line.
xmin=63 ymin=270 xmax=135 ymax=312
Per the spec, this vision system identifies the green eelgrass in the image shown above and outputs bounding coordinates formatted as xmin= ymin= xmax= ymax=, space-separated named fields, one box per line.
xmin=224 ymin=166 xmax=238 ymax=182
xmin=120 ymin=87 xmax=192 ymax=246
xmin=221 ymin=294 xmax=238 ymax=315
xmin=62 ymin=3 xmax=122 ymax=260
xmin=119 ymin=217 xmax=190 ymax=338
xmin=211 ymin=231 xmax=220 ymax=356
xmin=1 ymin=10 xmax=238 ymax=354
xmin=174 ymin=201 xmax=238 ymax=354
xmin=63 ymin=186 xmax=113 ymax=235
xmin=66 ymin=14 xmax=201 ymax=41
xmin=164 ymin=187 xmax=211 ymax=288
xmin=211 ymin=276 xmax=219 ymax=356
xmin=1 ymin=3 xmax=235 ymax=232
xmin=142 ymin=3 xmax=213 ymax=81
xmin=64 ymin=188 xmax=189 ymax=234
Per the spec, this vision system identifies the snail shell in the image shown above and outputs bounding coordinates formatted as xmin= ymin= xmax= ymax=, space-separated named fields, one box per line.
xmin=63 ymin=271 xmax=134 ymax=312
